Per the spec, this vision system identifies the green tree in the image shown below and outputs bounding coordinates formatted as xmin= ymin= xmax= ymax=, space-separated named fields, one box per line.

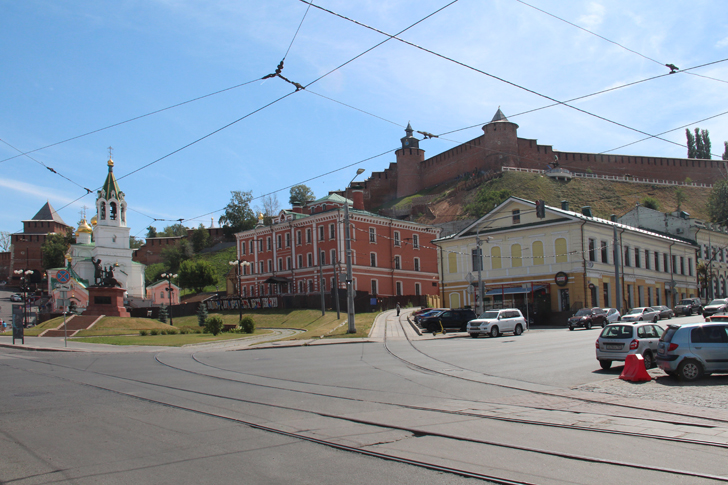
xmin=159 ymin=304 xmax=168 ymax=324
xmin=641 ymin=197 xmax=659 ymax=210
xmin=240 ymin=315 xmax=255 ymax=334
xmin=160 ymin=223 xmax=188 ymax=237
xmin=218 ymin=190 xmax=257 ymax=236
xmin=162 ymin=240 xmax=193 ymax=273
xmin=675 ymin=188 xmax=686 ymax=211
xmin=178 ymin=259 xmax=217 ymax=293
xmin=41 ymin=229 xmax=74 ymax=270
xmin=129 ymin=236 xmax=143 ymax=249
xmin=197 ymin=302 xmax=208 ymax=327
xmin=144 ymin=262 xmax=167 ymax=286
xmin=289 ymin=184 xmax=315 ymax=205
xmin=687 ymin=127 xmax=712 ymax=159
xmin=191 ymin=224 xmax=211 ymax=253
xmin=464 ymin=188 xmax=511 ymax=217
xmin=205 ymin=315 xmax=223 ymax=336
xmin=686 ymin=129 xmax=696 ymax=158
xmin=707 ymin=179 xmax=728 ymax=224
xmin=723 ymin=141 xmax=728 ymax=161
xmin=146 ymin=226 xmax=157 ymax=238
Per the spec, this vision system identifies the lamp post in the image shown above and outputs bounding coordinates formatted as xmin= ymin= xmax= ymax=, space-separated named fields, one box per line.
xmin=14 ymin=269 xmax=33 ymax=327
xmin=160 ymin=273 xmax=177 ymax=326
xmin=229 ymin=260 xmax=250 ymax=322
xmin=345 ymin=168 xmax=365 ymax=333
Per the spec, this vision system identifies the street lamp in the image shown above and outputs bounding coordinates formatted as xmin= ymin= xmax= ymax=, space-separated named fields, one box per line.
xmin=229 ymin=260 xmax=250 ymax=322
xmin=160 ymin=273 xmax=177 ymax=325
xmin=14 ymin=269 xmax=33 ymax=327
xmin=345 ymin=168 xmax=365 ymax=333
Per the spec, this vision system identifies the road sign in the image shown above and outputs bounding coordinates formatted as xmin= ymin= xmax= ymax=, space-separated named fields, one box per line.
xmin=56 ymin=270 xmax=71 ymax=284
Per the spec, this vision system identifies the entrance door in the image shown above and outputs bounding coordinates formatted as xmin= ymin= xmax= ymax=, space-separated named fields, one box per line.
xmin=449 ymin=292 xmax=461 ymax=309
xmin=559 ymin=289 xmax=570 ymax=311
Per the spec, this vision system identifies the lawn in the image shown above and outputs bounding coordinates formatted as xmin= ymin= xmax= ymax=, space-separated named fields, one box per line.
xmin=73 ymin=331 xmax=270 ymax=347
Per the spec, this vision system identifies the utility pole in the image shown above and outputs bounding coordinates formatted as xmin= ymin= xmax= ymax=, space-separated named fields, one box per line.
xmin=334 ymin=266 xmax=340 ymax=319
xmin=319 ymin=259 xmax=325 ymax=316
xmin=612 ymin=217 xmax=622 ymax=314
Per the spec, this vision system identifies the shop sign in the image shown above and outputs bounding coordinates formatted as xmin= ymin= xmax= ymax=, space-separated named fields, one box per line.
xmin=555 ymin=272 xmax=568 ymax=287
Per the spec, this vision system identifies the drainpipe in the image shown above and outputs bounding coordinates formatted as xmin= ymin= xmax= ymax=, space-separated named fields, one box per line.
xmin=581 ymin=219 xmax=588 ymax=308
xmin=438 ymin=243 xmax=445 ymax=308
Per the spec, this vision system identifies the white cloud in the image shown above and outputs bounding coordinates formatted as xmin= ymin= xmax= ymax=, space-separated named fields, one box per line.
xmin=717 ymin=35 xmax=728 ymax=48
xmin=578 ymin=2 xmax=606 ymax=29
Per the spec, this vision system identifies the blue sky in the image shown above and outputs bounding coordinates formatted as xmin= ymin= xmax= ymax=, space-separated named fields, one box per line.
xmin=2 ymin=0 xmax=727 ymax=239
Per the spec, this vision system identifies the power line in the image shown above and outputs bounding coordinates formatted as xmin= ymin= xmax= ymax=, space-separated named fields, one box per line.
xmin=0 ymin=78 xmax=261 ymax=165
xmin=303 ymin=1 xmax=728 ymax=153
xmin=306 ymin=90 xmax=403 ymax=127
xmin=283 ymin=1 xmax=313 ymax=61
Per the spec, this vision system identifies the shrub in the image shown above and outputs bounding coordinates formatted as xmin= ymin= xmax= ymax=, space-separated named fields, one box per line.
xmin=168 ymin=328 xmax=178 ymax=335
xmin=240 ymin=316 xmax=255 ymax=334
xmin=195 ymin=328 xmax=202 ymax=334
xmin=197 ymin=303 xmax=208 ymax=327
xmin=641 ymin=197 xmax=659 ymax=210
xmin=205 ymin=316 xmax=224 ymax=336
xmin=181 ymin=328 xmax=190 ymax=334
xmin=150 ymin=329 xmax=160 ymax=336
xmin=139 ymin=330 xmax=148 ymax=336
xmin=160 ymin=329 xmax=168 ymax=335
xmin=159 ymin=305 xmax=168 ymax=324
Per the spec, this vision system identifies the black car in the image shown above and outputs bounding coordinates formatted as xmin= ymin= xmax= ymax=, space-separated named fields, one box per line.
xmin=568 ymin=307 xmax=608 ymax=330
xmin=674 ymin=298 xmax=703 ymax=316
xmin=420 ymin=309 xmax=476 ymax=334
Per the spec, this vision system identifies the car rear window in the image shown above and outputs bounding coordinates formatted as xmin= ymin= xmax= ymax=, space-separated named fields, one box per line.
xmin=600 ymin=325 xmax=633 ymax=339
xmin=660 ymin=327 xmax=679 ymax=343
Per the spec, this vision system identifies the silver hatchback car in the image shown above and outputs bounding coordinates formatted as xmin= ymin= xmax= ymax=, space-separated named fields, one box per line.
xmin=656 ymin=322 xmax=728 ymax=381
xmin=595 ymin=322 xmax=664 ymax=370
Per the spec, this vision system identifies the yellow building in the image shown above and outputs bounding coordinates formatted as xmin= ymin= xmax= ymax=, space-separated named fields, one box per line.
xmin=433 ymin=197 xmax=697 ymax=324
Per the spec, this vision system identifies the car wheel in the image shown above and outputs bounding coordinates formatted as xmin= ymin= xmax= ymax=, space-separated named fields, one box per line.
xmin=642 ymin=351 xmax=654 ymax=369
xmin=602 ymin=321 xmax=606 ymax=328
xmin=569 ymin=326 xmax=574 ymax=331
xmin=599 ymin=360 xmax=612 ymax=370
xmin=470 ymin=333 xmax=479 ymax=338
xmin=586 ymin=321 xmax=592 ymax=330
xmin=677 ymin=360 xmax=703 ymax=382
xmin=653 ymin=316 xmax=658 ymax=323
xmin=489 ymin=326 xmax=499 ymax=338
xmin=514 ymin=324 xmax=523 ymax=336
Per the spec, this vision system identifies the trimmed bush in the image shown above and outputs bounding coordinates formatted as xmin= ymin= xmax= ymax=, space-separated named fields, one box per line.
xmin=205 ymin=316 xmax=223 ymax=336
xmin=150 ymin=329 xmax=160 ymax=336
xmin=181 ymin=328 xmax=190 ymax=334
xmin=197 ymin=303 xmax=208 ymax=327
xmin=139 ymin=330 xmax=148 ymax=336
xmin=240 ymin=316 xmax=255 ymax=334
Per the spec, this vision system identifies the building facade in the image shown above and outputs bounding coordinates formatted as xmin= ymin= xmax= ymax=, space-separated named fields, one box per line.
xmin=434 ymin=197 xmax=697 ymax=324
xmin=230 ymin=189 xmax=441 ymax=301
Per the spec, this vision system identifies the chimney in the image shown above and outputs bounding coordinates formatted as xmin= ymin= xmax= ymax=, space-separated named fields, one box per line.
xmin=561 ymin=200 xmax=569 ymax=211
xmin=581 ymin=206 xmax=593 ymax=217
xmin=291 ymin=202 xmax=303 ymax=214
xmin=351 ymin=185 xmax=364 ymax=211
xmin=611 ymin=214 xmax=617 ymax=222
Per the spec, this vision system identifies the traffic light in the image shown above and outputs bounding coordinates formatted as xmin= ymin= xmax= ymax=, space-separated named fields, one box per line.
xmin=536 ymin=200 xmax=545 ymax=218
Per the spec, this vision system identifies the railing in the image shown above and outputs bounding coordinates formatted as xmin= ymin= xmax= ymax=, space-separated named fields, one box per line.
xmin=501 ymin=166 xmax=713 ymax=188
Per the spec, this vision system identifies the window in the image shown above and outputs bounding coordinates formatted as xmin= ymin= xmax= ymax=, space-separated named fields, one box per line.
xmin=394 ymin=231 xmax=400 ymax=246
xmin=413 ymin=234 xmax=419 ymax=248
xmin=259 ymin=261 xmax=264 ymax=273
xmin=664 ymin=253 xmax=669 ymax=273
xmin=680 ymin=256 xmax=685 ymax=275
xmin=370 ymin=253 xmax=377 ymax=267
xmin=306 ymin=228 xmax=312 ymax=244
xmin=286 ymin=257 xmax=291 ymax=270
xmin=307 ymin=253 xmax=313 ymax=267
xmin=308 ymin=280 xmax=313 ymax=292
xmin=297 ymin=230 xmax=302 ymax=245
xmin=603 ymin=282 xmax=610 ymax=307
xmin=329 ymin=224 xmax=335 ymax=239
xmin=109 ymin=202 xmax=117 ymax=220
xmin=624 ymin=246 xmax=631 ymax=267
xmin=241 ymin=242 xmax=246 ymax=255
xmin=414 ymin=257 xmax=420 ymax=271
xmin=396 ymin=281 xmax=402 ymax=296
xmin=298 ymin=254 xmax=303 ymax=268
xmin=415 ymin=283 xmax=421 ymax=295
xmin=369 ymin=228 xmax=376 ymax=243
xmin=267 ymin=237 xmax=272 ymax=251
xmin=100 ymin=202 xmax=106 ymax=220
xmin=320 ymin=250 xmax=326 ymax=265
xmin=492 ymin=246 xmax=502 ymax=269
xmin=645 ymin=250 xmax=650 ymax=270
xmin=258 ymin=239 xmax=263 ymax=252
xmin=242 ymin=287 xmax=247 ymax=297
xmin=394 ymin=255 xmax=401 ymax=270
xmin=330 ymin=249 xmax=336 ymax=264
xmin=448 ymin=252 xmax=457 ymax=273
xmin=371 ymin=279 xmax=378 ymax=295
xmin=588 ymin=238 xmax=596 ymax=262
xmin=635 ymin=248 xmax=641 ymax=268
xmin=318 ymin=226 xmax=324 ymax=241
xmin=268 ymin=260 xmax=273 ymax=272
xmin=600 ymin=241 xmax=608 ymax=263
xmin=471 ymin=248 xmax=483 ymax=271
xmin=277 ymin=235 xmax=282 ymax=249
xmin=555 ymin=238 xmax=567 ymax=263
xmin=299 ymin=281 xmax=305 ymax=293
xmin=688 ymin=257 xmax=693 ymax=276
xmin=672 ymin=255 xmax=677 ymax=274
xmin=286 ymin=233 xmax=291 ymax=247
xmin=511 ymin=244 xmax=522 ymax=268
xmin=512 ymin=209 xmax=520 ymax=224
xmin=533 ymin=241 xmax=544 ymax=265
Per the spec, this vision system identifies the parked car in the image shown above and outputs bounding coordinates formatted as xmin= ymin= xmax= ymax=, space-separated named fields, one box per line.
xmin=707 ymin=314 xmax=728 ymax=322
xmin=420 ymin=309 xmax=476 ymax=334
xmin=674 ymin=298 xmax=703 ymax=316
xmin=702 ymin=299 xmax=728 ymax=320
xmin=467 ymin=308 xmax=527 ymax=338
xmin=652 ymin=305 xmax=674 ymax=320
xmin=414 ymin=309 xmax=445 ymax=325
xmin=10 ymin=294 xmax=23 ymax=302
xmin=620 ymin=307 xmax=660 ymax=323
xmin=602 ymin=308 xmax=621 ymax=324
xmin=596 ymin=322 xmax=664 ymax=370
xmin=656 ymin=322 xmax=728 ymax=381
xmin=568 ymin=307 xmax=608 ymax=330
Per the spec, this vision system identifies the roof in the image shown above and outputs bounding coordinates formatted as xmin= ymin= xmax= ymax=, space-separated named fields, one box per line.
xmin=28 ymin=201 xmax=68 ymax=225
xmin=490 ymin=107 xmax=509 ymax=123
xmin=99 ymin=159 xmax=123 ymax=201
xmin=311 ymin=193 xmax=351 ymax=206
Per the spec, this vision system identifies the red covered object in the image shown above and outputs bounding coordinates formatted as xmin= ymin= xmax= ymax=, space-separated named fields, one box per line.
xmin=619 ymin=354 xmax=651 ymax=382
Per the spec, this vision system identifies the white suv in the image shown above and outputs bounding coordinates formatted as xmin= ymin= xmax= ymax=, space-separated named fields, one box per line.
xmin=467 ymin=309 xmax=527 ymax=338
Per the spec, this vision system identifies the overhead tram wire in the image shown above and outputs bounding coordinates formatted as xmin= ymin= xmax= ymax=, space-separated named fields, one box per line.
xmin=302 ymin=1 xmax=728 ymax=152
xmin=512 ymin=0 xmax=728 ymax=85
xmin=282 ymin=1 xmax=313 ymax=62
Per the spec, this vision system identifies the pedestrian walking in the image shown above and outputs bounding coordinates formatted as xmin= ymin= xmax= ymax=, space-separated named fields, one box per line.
xmin=396 ymin=302 xmax=400 ymax=316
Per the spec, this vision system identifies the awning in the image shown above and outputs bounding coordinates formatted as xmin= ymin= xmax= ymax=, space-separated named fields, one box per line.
xmin=264 ymin=276 xmax=291 ymax=284
xmin=485 ymin=285 xmax=546 ymax=296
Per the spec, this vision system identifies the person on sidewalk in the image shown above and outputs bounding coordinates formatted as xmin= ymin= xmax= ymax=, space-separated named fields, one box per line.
xmin=396 ymin=302 xmax=400 ymax=316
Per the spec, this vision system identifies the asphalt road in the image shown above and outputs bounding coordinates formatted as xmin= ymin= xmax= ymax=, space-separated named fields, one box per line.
xmin=1 ymin=310 xmax=725 ymax=484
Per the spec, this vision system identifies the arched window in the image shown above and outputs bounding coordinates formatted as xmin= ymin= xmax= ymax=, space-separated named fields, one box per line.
xmin=109 ymin=202 xmax=117 ymax=220
xmin=555 ymin=238 xmax=568 ymax=263
xmin=532 ymin=241 xmax=544 ymax=265
xmin=511 ymin=244 xmax=522 ymax=268
xmin=448 ymin=252 xmax=457 ymax=273
xmin=491 ymin=246 xmax=502 ymax=270
xmin=100 ymin=202 xmax=106 ymax=220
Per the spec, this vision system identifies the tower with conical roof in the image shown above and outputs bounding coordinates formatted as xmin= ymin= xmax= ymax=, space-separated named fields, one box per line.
xmin=481 ymin=107 xmax=520 ymax=167
xmin=395 ymin=123 xmax=425 ymax=198
xmin=93 ymin=158 xmax=130 ymax=250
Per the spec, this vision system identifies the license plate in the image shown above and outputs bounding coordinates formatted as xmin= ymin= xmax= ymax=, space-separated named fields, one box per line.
xmin=606 ymin=344 xmax=622 ymax=350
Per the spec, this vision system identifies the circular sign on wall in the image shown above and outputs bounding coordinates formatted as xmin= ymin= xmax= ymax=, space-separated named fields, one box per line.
xmin=555 ymin=271 xmax=568 ymax=287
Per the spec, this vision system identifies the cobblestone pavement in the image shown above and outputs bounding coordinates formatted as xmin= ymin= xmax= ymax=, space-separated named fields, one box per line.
xmin=573 ymin=367 xmax=728 ymax=410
